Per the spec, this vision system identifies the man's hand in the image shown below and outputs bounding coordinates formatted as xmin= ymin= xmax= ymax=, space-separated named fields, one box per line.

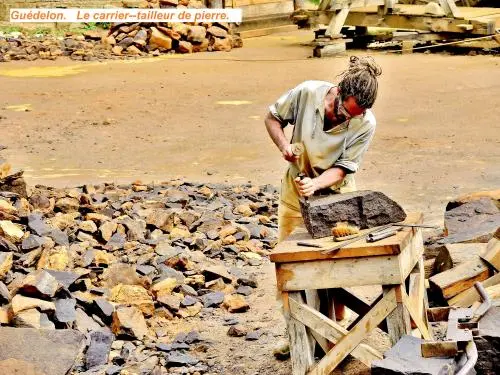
xmin=281 ymin=144 xmax=299 ymax=163
xmin=295 ymin=176 xmax=318 ymax=197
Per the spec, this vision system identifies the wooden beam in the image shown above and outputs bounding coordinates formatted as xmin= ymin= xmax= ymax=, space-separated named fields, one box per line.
xmin=276 ymin=254 xmax=403 ymax=291
xmin=304 ymin=10 xmax=494 ymax=35
xmin=448 ymin=272 xmax=500 ymax=307
xmin=304 ymin=290 xmax=329 ymax=354
xmin=480 ymin=237 xmax=500 ymax=271
xmin=438 ymin=0 xmax=461 ymax=18
xmin=434 ymin=243 xmax=486 ymax=274
xmin=408 ymin=272 xmax=424 ymax=330
xmin=429 ymin=257 xmax=491 ymax=300
xmin=289 ymin=298 xmax=383 ymax=367
xmin=383 ymin=285 xmax=412 ymax=345
xmin=308 ymin=287 xmax=397 ymax=375
xmin=421 ymin=341 xmax=458 ymax=358
xmin=287 ymin=292 xmax=314 ymax=375
xmin=326 ymin=6 xmax=350 ymax=37
xmin=232 ymin=0 xmax=288 ymax=6
xmin=401 ymin=288 xmax=432 ymax=340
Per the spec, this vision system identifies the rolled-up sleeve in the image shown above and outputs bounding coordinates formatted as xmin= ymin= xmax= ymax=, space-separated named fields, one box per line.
xmin=334 ymin=124 xmax=375 ymax=173
xmin=268 ymin=84 xmax=303 ymax=126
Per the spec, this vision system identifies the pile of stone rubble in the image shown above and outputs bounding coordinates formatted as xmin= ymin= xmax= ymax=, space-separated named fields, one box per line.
xmin=0 ymin=149 xmax=279 ymax=375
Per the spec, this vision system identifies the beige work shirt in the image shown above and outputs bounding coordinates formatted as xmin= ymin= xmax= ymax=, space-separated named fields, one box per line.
xmin=269 ymin=80 xmax=376 ymax=211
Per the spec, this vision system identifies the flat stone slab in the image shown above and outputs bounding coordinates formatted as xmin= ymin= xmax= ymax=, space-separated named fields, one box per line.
xmin=300 ymin=190 xmax=407 ymax=238
xmin=0 ymin=327 xmax=84 ymax=375
xmin=372 ymin=335 xmax=456 ymax=375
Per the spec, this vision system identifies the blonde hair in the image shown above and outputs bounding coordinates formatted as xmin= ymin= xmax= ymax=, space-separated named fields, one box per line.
xmin=338 ymin=56 xmax=382 ymax=109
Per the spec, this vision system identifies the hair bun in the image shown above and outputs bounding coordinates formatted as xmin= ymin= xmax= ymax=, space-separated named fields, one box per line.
xmin=349 ymin=56 xmax=382 ymax=77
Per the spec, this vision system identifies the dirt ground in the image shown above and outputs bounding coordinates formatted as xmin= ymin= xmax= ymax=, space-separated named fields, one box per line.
xmin=0 ymin=29 xmax=499 ymax=374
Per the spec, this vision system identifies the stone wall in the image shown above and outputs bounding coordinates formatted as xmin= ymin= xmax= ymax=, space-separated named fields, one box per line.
xmin=0 ymin=1 xmax=123 ymax=22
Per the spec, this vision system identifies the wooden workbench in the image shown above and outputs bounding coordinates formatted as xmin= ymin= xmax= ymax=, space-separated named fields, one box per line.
xmin=271 ymin=212 xmax=432 ymax=374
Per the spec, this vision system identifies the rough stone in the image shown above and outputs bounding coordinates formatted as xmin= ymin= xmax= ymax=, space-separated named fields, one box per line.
xmin=444 ymin=197 xmax=500 ymax=238
xmin=105 ymin=233 xmax=126 ymax=251
xmin=22 ymin=234 xmax=47 ymax=251
xmin=187 ymin=26 xmax=206 ymax=43
xmin=245 ymin=329 xmax=263 ymax=341
xmin=207 ymin=26 xmax=228 ymax=38
xmin=157 ymin=293 xmax=181 ymax=311
xmin=0 ymin=220 xmax=24 ymax=242
xmin=0 ymin=251 xmax=13 ymax=278
xmin=372 ymin=335 xmax=456 ymax=375
xmin=165 ymin=352 xmax=199 ymax=366
xmin=94 ymin=298 xmax=115 ymax=320
xmin=149 ymin=27 xmax=173 ymax=50
xmin=54 ymin=298 xmax=77 ymax=323
xmin=111 ymin=306 xmax=148 ymax=340
xmin=86 ymin=330 xmax=114 ymax=370
xmin=0 ymin=327 xmax=84 ymax=375
xmin=181 ymin=295 xmax=198 ymax=307
xmin=75 ymin=308 xmax=101 ymax=333
xmin=28 ymin=214 xmax=52 ymax=236
xmin=300 ymin=190 xmax=407 ymax=238
xmin=79 ymin=220 xmax=98 ymax=233
xmin=37 ymin=246 xmax=70 ymax=270
xmin=110 ymin=284 xmax=154 ymax=316
xmin=223 ymin=294 xmax=249 ymax=313
xmin=200 ymin=291 xmax=224 ymax=307
xmin=45 ymin=270 xmax=82 ymax=289
xmin=55 ymin=197 xmax=80 ymax=213
xmin=177 ymin=41 xmax=193 ymax=54
xmin=227 ymin=324 xmax=247 ymax=337
xmin=100 ymin=221 xmax=117 ymax=242
xmin=0 ymin=358 xmax=45 ymax=375
xmin=19 ymin=270 xmax=60 ymax=298
xmin=0 ymin=281 xmax=11 ymax=303
xmin=212 ymin=37 xmax=232 ymax=52
xmin=11 ymin=295 xmax=56 ymax=314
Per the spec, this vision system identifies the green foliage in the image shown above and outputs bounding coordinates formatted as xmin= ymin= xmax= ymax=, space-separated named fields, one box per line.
xmin=0 ymin=25 xmax=23 ymax=34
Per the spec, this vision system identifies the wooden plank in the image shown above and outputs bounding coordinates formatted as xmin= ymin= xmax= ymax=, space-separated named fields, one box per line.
xmin=239 ymin=2 xmax=294 ymax=18
xmin=480 ymin=237 xmax=500 ymax=272
xmin=408 ymin=272 xmax=424 ymax=330
xmin=270 ymin=212 xmax=423 ymax=263
xmin=305 ymin=290 xmax=329 ymax=354
xmin=449 ymin=271 xmax=500 ymax=307
xmin=233 ymin=0 xmax=288 ymax=6
xmin=421 ymin=341 xmax=458 ymax=358
xmin=438 ymin=0 xmax=461 ymax=18
xmin=429 ymin=257 xmax=491 ymax=299
xmin=399 ymin=227 xmax=425 ymax=281
xmin=401 ymin=288 xmax=431 ymax=340
xmin=239 ymin=24 xmax=298 ymax=39
xmin=326 ymin=5 xmax=350 ymax=36
xmin=424 ymin=258 xmax=436 ymax=279
xmin=427 ymin=307 xmax=450 ymax=322
xmin=275 ymin=254 xmax=402 ymax=291
xmin=434 ymin=243 xmax=486 ymax=274
xmin=309 ymin=287 xmax=398 ymax=375
xmin=287 ymin=292 xmax=314 ymax=375
xmin=289 ymin=298 xmax=383 ymax=366
xmin=383 ymin=285 xmax=411 ymax=345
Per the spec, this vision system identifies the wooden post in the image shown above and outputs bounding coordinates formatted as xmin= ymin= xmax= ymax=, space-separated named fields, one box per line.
xmin=383 ymin=285 xmax=411 ymax=345
xmin=288 ymin=292 xmax=315 ymax=375
xmin=326 ymin=5 xmax=350 ymax=37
